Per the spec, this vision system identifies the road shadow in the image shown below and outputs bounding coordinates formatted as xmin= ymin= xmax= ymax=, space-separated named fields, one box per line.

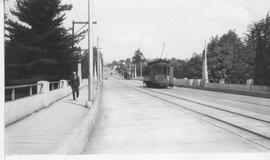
xmin=64 ymin=99 xmax=86 ymax=107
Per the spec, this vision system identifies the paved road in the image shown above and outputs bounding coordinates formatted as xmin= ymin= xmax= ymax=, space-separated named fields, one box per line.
xmin=129 ymin=80 xmax=270 ymax=116
xmin=83 ymin=79 xmax=270 ymax=153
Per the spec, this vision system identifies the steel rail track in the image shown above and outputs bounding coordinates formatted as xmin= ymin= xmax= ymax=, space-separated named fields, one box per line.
xmin=148 ymin=88 xmax=270 ymax=124
xmin=123 ymin=80 xmax=270 ymax=123
xmin=126 ymin=80 xmax=270 ymax=123
xmin=128 ymin=80 xmax=270 ymax=108
xmin=118 ymin=81 xmax=270 ymax=144
xmin=171 ymin=87 xmax=270 ymax=108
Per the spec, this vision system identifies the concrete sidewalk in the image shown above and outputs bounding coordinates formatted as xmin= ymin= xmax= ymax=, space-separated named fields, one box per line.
xmin=5 ymin=86 xmax=96 ymax=155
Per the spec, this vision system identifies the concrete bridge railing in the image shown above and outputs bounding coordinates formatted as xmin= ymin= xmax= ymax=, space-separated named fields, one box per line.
xmin=173 ymin=79 xmax=201 ymax=88
xmin=173 ymin=78 xmax=270 ymax=93
xmin=5 ymin=79 xmax=88 ymax=127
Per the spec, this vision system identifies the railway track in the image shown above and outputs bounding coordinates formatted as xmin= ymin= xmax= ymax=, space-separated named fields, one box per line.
xmin=128 ymin=80 xmax=270 ymax=108
xmin=148 ymin=88 xmax=270 ymax=123
xmin=170 ymin=87 xmax=270 ymax=108
xmin=118 ymin=80 xmax=270 ymax=150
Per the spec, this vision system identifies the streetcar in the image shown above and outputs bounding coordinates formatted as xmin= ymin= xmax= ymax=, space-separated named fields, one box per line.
xmin=143 ymin=59 xmax=174 ymax=88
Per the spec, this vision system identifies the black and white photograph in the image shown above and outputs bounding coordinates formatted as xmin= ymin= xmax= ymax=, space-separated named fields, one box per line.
xmin=2 ymin=0 xmax=270 ymax=159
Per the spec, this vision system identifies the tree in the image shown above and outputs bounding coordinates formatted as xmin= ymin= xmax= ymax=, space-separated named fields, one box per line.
xmin=169 ymin=58 xmax=187 ymax=79
xmin=81 ymin=49 xmax=89 ymax=79
xmin=207 ymin=30 xmax=249 ymax=83
xmin=5 ymin=0 xmax=85 ymax=85
xmin=246 ymin=13 xmax=270 ymax=85
xmin=81 ymin=47 xmax=100 ymax=79
xmin=132 ymin=48 xmax=145 ymax=64
xmin=185 ymin=53 xmax=202 ymax=79
xmin=131 ymin=48 xmax=145 ymax=76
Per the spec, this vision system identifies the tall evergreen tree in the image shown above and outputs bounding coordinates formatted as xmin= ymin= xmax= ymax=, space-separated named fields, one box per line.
xmin=5 ymin=0 xmax=85 ymax=85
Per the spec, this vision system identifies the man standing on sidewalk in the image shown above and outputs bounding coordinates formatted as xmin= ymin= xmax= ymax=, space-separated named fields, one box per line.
xmin=70 ymin=72 xmax=80 ymax=100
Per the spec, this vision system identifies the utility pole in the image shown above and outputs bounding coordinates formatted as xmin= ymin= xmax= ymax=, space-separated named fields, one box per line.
xmin=96 ymin=37 xmax=103 ymax=86
xmin=100 ymin=54 xmax=103 ymax=81
xmin=134 ymin=64 xmax=137 ymax=78
xmin=87 ymin=0 xmax=93 ymax=103
xmin=140 ymin=61 xmax=143 ymax=77
xmin=98 ymin=52 xmax=102 ymax=84
xmin=97 ymin=37 xmax=100 ymax=87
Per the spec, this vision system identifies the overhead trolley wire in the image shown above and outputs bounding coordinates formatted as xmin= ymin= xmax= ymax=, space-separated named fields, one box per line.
xmin=69 ymin=0 xmax=82 ymax=21
xmin=156 ymin=0 xmax=190 ymax=57
xmin=76 ymin=0 xmax=88 ymax=20
xmin=165 ymin=0 xmax=190 ymax=26
xmin=206 ymin=0 xmax=250 ymax=23
xmin=75 ymin=23 xmax=88 ymax=34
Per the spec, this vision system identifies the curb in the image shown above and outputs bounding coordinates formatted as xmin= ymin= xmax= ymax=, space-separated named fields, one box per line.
xmin=52 ymin=84 xmax=102 ymax=154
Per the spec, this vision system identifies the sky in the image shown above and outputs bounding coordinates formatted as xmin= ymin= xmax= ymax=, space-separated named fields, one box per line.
xmin=5 ymin=0 xmax=270 ymax=63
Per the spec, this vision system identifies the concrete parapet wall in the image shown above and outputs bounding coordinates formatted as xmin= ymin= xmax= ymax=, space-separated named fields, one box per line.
xmin=206 ymin=83 xmax=250 ymax=92
xmin=174 ymin=79 xmax=200 ymax=87
xmin=187 ymin=79 xmax=193 ymax=86
xmin=173 ymin=78 xmax=270 ymax=94
xmin=173 ymin=79 xmax=185 ymax=86
xmin=192 ymin=79 xmax=201 ymax=87
xmin=206 ymin=83 xmax=270 ymax=93
xmin=5 ymin=93 xmax=47 ymax=126
xmin=250 ymin=85 xmax=270 ymax=92
xmin=5 ymin=79 xmax=88 ymax=127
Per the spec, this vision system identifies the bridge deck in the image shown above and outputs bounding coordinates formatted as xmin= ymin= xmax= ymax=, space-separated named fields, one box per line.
xmin=83 ymin=79 xmax=269 ymax=153
xmin=5 ymin=76 xmax=270 ymax=154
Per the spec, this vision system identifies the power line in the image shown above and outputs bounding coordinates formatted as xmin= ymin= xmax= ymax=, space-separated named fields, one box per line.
xmin=91 ymin=0 xmax=98 ymax=47
xmin=91 ymin=0 xmax=96 ymax=21
xmin=157 ymin=0 xmax=190 ymax=54
xmin=75 ymin=23 xmax=88 ymax=34
xmin=207 ymin=0 xmax=250 ymax=23
xmin=69 ymin=0 xmax=81 ymax=21
xmin=77 ymin=0 xmax=88 ymax=20
xmin=165 ymin=0 xmax=190 ymax=26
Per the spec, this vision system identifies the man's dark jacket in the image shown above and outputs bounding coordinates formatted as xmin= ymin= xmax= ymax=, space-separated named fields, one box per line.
xmin=70 ymin=76 xmax=80 ymax=89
